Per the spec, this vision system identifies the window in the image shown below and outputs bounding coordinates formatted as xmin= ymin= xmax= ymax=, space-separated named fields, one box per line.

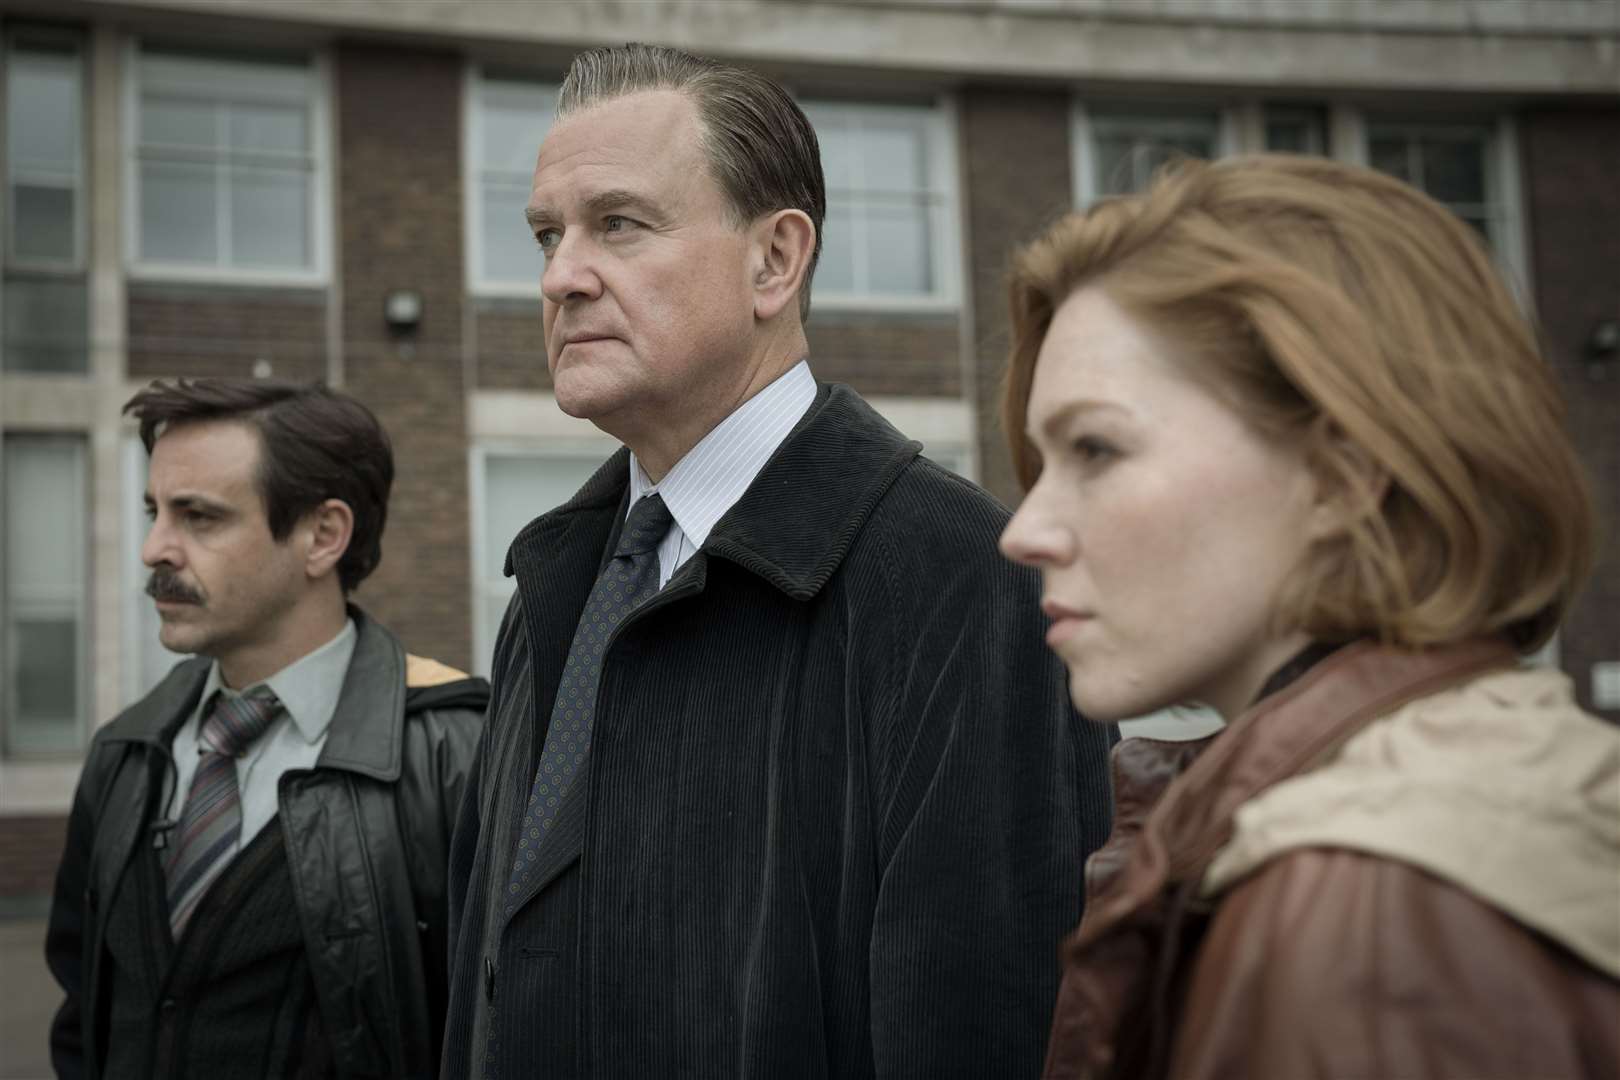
xmin=1075 ymin=105 xmax=1229 ymax=203
xmin=1366 ymin=121 xmax=1498 ymax=240
xmin=129 ymin=44 xmax=327 ymax=280
xmin=803 ymin=100 xmax=959 ymax=308
xmin=3 ymin=434 xmax=89 ymax=755
xmin=470 ymin=448 xmax=607 ymax=675
xmin=467 ymin=70 xmax=556 ymax=294
xmin=1263 ymin=105 xmax=1328 ymax=155
xmin=3 ymin=28 xmax=89 ymax=373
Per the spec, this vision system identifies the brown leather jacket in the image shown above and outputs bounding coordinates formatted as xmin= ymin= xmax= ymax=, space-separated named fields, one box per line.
xmin=1044 ymin=639 xmax=1620 ymax=1080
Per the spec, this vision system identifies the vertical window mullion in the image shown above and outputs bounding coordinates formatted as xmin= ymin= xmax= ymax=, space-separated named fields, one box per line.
xmin=216 ymin=100 xmax=231 ymax=268
xmin=849 ymin=111 xmax=870 ymax=295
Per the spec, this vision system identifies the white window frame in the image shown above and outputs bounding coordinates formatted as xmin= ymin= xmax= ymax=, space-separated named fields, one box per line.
xmin=464 ymin=64 xmax=558 ymax=298
xmin=467 ymin=430 xmax=616 ymax=677
xmin=1 ymin=431 xmax=91 ymax=757
xmin=4 ymin=26 xmax=88 ymax=273
xmin=122 ymin=40 xmax=333 ymax=286
xmin=802 ymin=95 xmax=962 ymax=314
xmin=1070 ymin=99 xmax=1531 ymax=305
xmin=1071 ymin=101 xmax=1240 ymax=206
xmin=1361 ymin=113 xmax=1532 ymax=302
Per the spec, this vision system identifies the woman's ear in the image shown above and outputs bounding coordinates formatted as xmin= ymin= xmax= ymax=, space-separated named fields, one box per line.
xmin=303 ymin=498 xmax=355 ymax=582
xmin=751 ymin=209 xmax=816 ymax=321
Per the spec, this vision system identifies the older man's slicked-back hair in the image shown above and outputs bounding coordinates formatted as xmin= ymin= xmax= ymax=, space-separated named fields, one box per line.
xmin=557 ymin=42 xmax=826 ymax=320
xmin=1003 ymin=154 xmax=1596 ymax=654
xmin=124 ymin=378 xmax=394 ymax=594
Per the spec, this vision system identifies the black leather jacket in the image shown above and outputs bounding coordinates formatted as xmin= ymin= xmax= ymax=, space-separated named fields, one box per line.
xmin=46 ymin=610 xmax=487 ymax=1080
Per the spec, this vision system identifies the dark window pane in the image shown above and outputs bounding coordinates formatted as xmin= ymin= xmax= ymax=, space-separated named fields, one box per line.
xmin=12 ymin=184 xmax=75 ymax=262
xmin=1421 ymin=137 xmax=1486 ymax=205
xmin=16 ymin=618 xmax=77 ymax=720
xmin=1368 ymin=136 xmax=1412 ymax=182
xmin=2 ymin=274 xmax=89 ymax=373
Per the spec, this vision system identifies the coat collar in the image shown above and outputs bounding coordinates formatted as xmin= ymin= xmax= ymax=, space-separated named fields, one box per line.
xmin=101 ymin=606 xmax=409 ymax=781
xmin=1042 ymin=638 xmax=1519 ymax=1079
xmin=504 ymin=382 xmax=921 ymax=601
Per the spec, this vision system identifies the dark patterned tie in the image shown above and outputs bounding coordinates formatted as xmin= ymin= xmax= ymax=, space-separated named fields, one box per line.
xmin=165 ymin=688 xmax=280 ymax=934
xmin=505 ymin=493 xmax=673 ymax=912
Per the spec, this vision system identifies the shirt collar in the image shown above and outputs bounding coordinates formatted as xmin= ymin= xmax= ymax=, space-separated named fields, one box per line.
xmin=201 ymin=617 xmax=358 ymax=746
xmin=628 ymin=359 xmax=816 ymax=546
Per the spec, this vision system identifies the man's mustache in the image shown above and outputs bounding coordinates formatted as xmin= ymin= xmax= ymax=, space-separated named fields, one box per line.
xmin=146 ymin=568 xmax=204 ymax=606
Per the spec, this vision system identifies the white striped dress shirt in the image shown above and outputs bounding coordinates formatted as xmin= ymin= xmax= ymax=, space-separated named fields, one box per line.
xmin=628 ymin=359 xmax=817 ymax=586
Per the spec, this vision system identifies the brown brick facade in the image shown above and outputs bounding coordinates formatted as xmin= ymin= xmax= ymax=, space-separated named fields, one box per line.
xmin=806 ymin=310 xmax=960 ymax=398
xmin=474 ymin=299 xmax=963 ymax=400
xmin=475 ymin=297 xmax=550 ymax=391
xmin=0 ymin=815 xmax=66 ymax=900
xmin=959 ymin=87 xmax=1075 ymax=506
xmin=127 ymin=283 xmax=327 ymax=382
xmin=1522 ymin=107 xmax=1620 ymax=720
xmin=337 ymin=46 xmax=473 ymax=673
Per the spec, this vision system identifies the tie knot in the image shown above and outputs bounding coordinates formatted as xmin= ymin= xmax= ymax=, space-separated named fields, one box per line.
xmin=199 ymin=690 xmax=280 ymax=758
xmin=615 ymin=493 xmax=674 ymax=557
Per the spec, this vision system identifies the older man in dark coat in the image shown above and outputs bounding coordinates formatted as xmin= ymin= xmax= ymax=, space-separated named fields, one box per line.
xmin=442 ymin=43 xmax=1115 ymax=1079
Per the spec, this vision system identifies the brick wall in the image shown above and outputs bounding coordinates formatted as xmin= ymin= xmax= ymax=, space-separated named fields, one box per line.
xmin=959 ymin=88 xmax=1075 ymax=506
xmin=474 ymin=300 xmax=963 ymax=400
xmin=0 ymin=815 xmax=66 ymax=901
xmin=337 ymin=46 xmax=473 ymax=673
xmin=127 ymin=283 xmax=327 ymax=381
xmin=475 ymin=298 xmax=550 ymax=391
xmin=1521 ymin=106 xmax=1620 ymax=720
xmin=806 ymin=310 xmax=961 ymax=398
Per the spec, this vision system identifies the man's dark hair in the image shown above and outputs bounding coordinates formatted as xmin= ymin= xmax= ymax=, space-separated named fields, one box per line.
xmin=124 ymin=378 xmax=393 ymax=593
xmin=557 ymin=43 xmax=827 ymax=321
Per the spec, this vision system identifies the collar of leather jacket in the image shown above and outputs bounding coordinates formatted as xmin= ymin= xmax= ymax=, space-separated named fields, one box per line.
xmin=101 ymin=606 xmax=481 ymax=782
xmin=1045 ymin=636 xmax=1518 ymax=1080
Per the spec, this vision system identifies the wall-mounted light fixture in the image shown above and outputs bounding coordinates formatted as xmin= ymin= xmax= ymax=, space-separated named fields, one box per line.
xmin=1586 ymin=317 xmax=1619 ymax=380
xmin=383 ymin=289 xmax=423 ymax=335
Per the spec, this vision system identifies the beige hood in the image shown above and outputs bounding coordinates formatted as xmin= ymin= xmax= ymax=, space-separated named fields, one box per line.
xmin=1204 ymin=664 xmax=1620 ymax=979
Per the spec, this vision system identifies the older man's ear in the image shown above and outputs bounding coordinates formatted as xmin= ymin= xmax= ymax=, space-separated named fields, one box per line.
xmin=751 ymin=209 xmax=816 ymax=322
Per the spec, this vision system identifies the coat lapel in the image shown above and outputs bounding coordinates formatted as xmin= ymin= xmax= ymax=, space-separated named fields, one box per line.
xmin=491 ymin=383 xmax=925 ymax=925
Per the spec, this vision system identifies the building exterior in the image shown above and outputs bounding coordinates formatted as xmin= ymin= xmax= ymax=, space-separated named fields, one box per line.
xmin=1 ymin=0 xmax=1616 ymax=906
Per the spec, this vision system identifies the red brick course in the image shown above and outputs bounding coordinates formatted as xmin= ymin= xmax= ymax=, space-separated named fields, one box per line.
xmin=959 ymin=88 xmax=1075 ymax=505
xmin=127 ymin=283 xmax=327 ymax=382
xmin=337 ymin=46 xmax=474 ymax=673
xmin=807 ymin=310 xmax=961 ymax=398
xmin=0 ymin=815 xmax=67 ymax=900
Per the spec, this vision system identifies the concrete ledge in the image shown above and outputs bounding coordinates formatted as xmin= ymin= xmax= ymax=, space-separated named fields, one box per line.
xmin=28 ymin=0 xmax=1620 ymax=95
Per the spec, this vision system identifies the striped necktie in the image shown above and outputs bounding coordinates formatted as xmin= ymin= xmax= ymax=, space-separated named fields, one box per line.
xmin=165 ymin=689 xmax=280 ymax=935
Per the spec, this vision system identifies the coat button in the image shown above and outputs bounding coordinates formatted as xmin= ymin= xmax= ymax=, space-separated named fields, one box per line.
xmin=159 ymin=998 xmax=177 ymax=1016
xmin=484 ymin=956 xmax=495 ymax=1001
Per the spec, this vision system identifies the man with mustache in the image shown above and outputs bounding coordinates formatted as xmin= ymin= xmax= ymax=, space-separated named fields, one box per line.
xmin=441 ymin=44 xmax=1115 ymax=1079
xmin=46 ymin=378 xmax=487 ymax=1080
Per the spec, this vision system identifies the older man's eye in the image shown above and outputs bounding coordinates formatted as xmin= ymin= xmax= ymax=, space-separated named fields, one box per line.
xmin=535 ymin=228 xmax=561 ymax=253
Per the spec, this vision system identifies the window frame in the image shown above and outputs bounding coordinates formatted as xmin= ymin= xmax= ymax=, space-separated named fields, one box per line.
xmin=468 ymin=439 xmax=616 ymax=676
xmin=802 ymin=94 xmax=963 ymax=314
xmin=1360 ymin=112 xmax=1532 ymax=301
xmin=1071 ymin=100 xmax=1240 ymax=206
xmin=122 ymin=39 xmax=333 ymax=286
xmin=4 ymin=26 xmax=88 ymax=274
xmin=1069 ymin=99 xmax=1532 ymax=305
xmin=1 ymin=430 xmax=91 ymax=757
xmin=463 ymin=64 xmax=560 ymax=299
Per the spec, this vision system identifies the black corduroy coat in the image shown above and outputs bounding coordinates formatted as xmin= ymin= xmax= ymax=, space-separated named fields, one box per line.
xmin=443 ymin=383 xmax=1116 ymax=1079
